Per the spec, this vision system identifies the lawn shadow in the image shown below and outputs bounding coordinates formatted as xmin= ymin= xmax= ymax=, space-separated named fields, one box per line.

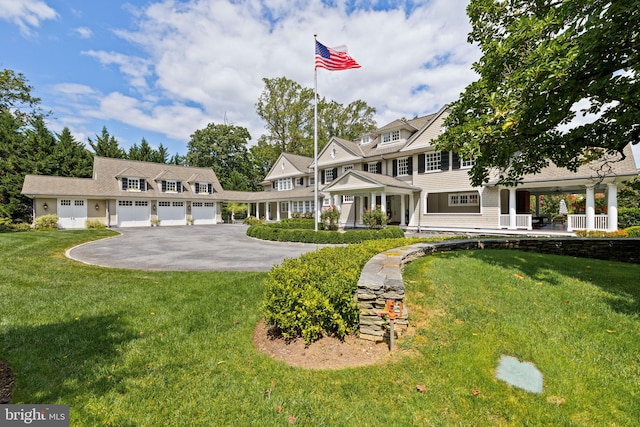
xmin=464 ymin=249 xmax=640 ymax=317
xmin=0 ymin=313 xmax=138 ymax=409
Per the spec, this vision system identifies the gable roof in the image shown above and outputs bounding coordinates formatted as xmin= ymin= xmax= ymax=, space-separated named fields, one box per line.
xmin=323 ymin=169 xmax=420 ymax=193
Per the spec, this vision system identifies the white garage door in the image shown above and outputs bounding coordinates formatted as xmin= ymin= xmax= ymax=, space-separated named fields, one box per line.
xmin=158 ymin=201 xmax=186 ymax=226
xmin=117 ymin=200 xmax=151 ymax=227
xmin=192 ymin=202 xmax=216 ymax=225
xmin=58 ymin=199 xmax=87 ymax=229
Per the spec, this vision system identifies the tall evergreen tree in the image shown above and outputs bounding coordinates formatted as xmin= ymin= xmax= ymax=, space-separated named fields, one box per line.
xmin=55 ymin=127 xmax=93 ymax=177
xmin=88 ymin=126 xmax=125 ymax=158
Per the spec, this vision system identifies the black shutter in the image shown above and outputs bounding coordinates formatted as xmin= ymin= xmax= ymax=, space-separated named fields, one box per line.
xmin=321 ymin=170 xmax=325 ymax=184
xmin=332 ymin=168 xmax=337 ymax=180
xmin=208 ymin=183 xmax=212 ymax=194
xmin=195 ymin=183 xmax=200 ymax=194
xmin=161 ymin=180 xmax=167 ymax=192
xmin=140 ymin=179 xmax=146 ymax=192
xmin=121 ymin=177 xmax=128 ymax=190
xmin=376 ymin=162 xmax=382 ymax=174
xmin=408 ymin=157 xmax=413 ymax=175
xmin=452 ymin=152 xmax=461 ymax=170
xmin=364 ymin=163 xmax=369 ymax=172
xmin=177 ymin=182 xmax=182 ymax=193
xmin=392 ymin=159 xmax=398 ymax=177
xmin=418 ymin=154 xmax=425 ymax=173
xmin=441 ymin=152 xmax=450 ymax=171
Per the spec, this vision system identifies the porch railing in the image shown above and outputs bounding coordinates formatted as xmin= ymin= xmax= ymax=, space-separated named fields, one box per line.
xmin=567 ymin=214 xmax=609 ymax=232
xmin=499 ymin=214 xmax=532 ymax=230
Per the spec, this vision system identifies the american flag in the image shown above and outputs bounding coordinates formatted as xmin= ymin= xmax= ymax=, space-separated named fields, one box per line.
xmin=315 ymin=40 xmax=361 ymax=71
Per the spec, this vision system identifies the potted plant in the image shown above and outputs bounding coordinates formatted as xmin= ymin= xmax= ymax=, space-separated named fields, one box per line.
xmin=186 ymin=216 xmax=194 ymax=225
xmin=150 ymin=217 xmax=161 ymax=227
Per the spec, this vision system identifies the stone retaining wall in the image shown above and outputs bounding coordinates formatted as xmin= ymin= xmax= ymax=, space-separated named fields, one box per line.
xmin=357 ymin=238 xmax=640 ymax=342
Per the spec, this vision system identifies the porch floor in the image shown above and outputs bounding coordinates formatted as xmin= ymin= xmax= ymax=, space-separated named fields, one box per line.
xmin=405 ymin=223 xmax=575 ymax=238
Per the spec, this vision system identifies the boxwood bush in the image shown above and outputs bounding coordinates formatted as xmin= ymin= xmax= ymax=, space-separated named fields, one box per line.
xmin=34 ymin=214 xmax=59 ymax=230
xmin=262 ymin=237 xmax=428 ymax=343
xmin=625 ymin=226 xmax=640 ymax=238
xmin=618 ymin=207 xmax=640 ymax=229
xmin=247 ymin=224 xmax=405 ymax=243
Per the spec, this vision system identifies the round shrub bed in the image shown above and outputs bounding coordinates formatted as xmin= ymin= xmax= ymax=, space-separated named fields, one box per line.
xmin=262 ymin=237 xmax=427 ymax=343
xmin=247 ymin=224 xmax=405 ymax=244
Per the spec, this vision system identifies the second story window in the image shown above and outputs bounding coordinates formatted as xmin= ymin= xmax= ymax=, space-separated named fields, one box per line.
xmin=425 ymin=151 xmax=442 ymax=172
xmin=461 ymin=157 xmax=476 ymax=168
xmin=324 ymin=169 xmax=334 ymax=183
xmin=165 ymin=180 xmax=177 ymax=192
xmin=397 ymin=158 xmax=409 ymax=176
xmin=367 ymin=162 xmax=378 ymax=174
xmin=122 ymin=177 xmax=145 ymax=191
xmin=382 ymin=130 xmax=400 ymax=143
xmin=277 ymin=178 xmax=292 ymax=191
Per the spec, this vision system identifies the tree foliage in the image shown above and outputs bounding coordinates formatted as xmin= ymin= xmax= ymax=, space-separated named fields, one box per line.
xmin=88 ymin=126 xmax=126 ymax=159
xmin=186 ymin=123 xmax=260 ymax=190
xmin=55 ymin=127 xmax=93 ymax=178
xmin=438 ymin=0 xmax=640 ymax=186
xmin=254 ymin=76 xmax=376 ymax=173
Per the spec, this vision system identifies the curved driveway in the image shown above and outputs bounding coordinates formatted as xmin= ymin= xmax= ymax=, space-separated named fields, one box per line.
xmin=67 ymin=224 xmax=327 ymax=272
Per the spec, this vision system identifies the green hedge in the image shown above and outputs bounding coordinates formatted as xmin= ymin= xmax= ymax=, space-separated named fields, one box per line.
xmin=262 ymin=237 xmax=428 ymax=343
xmin=618 ymin=207 xmax=640 ymax=229
xmin=267 ymin=218 xmax=317 ymax=230
xmin=625 ymin=226 xmax=640 ymax=238
xmin=247 ymin=224 xmax=405 ymax=244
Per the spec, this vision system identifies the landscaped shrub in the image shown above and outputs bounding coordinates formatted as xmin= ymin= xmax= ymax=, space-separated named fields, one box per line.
xmin=624 ymin=226 xmax=640 ymax=238
xmin=618 ymin=207 xmax=640 ymax=229
xmin=85 ymin=219 xmax=107 ymax=229
xmin=575 ymin=229 xmax=628 ymax=238
xmin=362 ymin=208 xmax=389 ymax=229
xmin=0 ymin=218 xmax=31 ymax=233
xmin=243 ymin=216 xmax=263 ymax=226
xmin=262 ymin=237 xmax=427 ymax=343
xmin=247 ymin=224 xmax=405 ymax=244
xmin=320 ymin=205 xmax=340 ymax=231
xmin=271 ymin=218 xmax=316 ymax=229
xmin=34 ymin=214 xmax=59 ymax=230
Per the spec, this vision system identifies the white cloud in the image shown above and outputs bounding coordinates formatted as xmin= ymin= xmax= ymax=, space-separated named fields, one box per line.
xmin=0 ymin=0 xmax=57 ymax=36
xmin=73 ymin=26 xmax=93 ymax=39
xmin=69 ymin=0 xmax=479 ymax=150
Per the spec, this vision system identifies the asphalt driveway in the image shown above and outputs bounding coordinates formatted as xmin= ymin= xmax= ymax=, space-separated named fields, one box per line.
xmin=67 ymin=224 xmax=328 ymax=271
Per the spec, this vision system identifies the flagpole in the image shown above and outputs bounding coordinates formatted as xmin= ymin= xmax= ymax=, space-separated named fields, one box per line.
xmin=313 ymin=34 xmax=319 ymax=232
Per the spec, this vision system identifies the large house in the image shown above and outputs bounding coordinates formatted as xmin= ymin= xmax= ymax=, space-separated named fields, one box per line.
xmin=22 ymin=106 xmax=638 ymax=232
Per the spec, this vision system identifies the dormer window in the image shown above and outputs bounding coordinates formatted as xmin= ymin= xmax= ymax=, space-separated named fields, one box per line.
xmin=161 ymin=180 xmax=182 ymax=193
xmin=121 ymin=177 xmax=146 ymax=192
xmin=195 ymin=182 xmax=212 ymax=194
xmin=277 ymin=178 xmax=292 ymax=191
xmin=382 ymin=130 xmax=400 ymax=144
xmin=361 ymin=136 xmax=371 ymax=144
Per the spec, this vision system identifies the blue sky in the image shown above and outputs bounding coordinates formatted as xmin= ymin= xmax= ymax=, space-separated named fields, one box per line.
xmin=2 ymin=0 xmax=637 ymax=166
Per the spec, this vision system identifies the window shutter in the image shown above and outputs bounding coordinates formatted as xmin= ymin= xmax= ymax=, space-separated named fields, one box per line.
xmin=177 ymin=182 xmax=182 ymax=193
xmin=332 ymin=168 xmax=338 ymax=180
xmin=195 ymin=183 xmax=200 ymax=193
xmin=321 ymin=170 xmax=325 ymax=184
xmin=122 ymin=177 xmax=128 ymax=190
xmin=208 ymin=183 xmax=212 ymax=194
xmin=364 ymin=163 xmax=369 ymax=172
xmin=376 ymin=162 xmax=382 ymax=174
xmin=418 ymin=154 xmax=425 ymax=173
xmin=441 ymin=152 xmax=450 ymax=171
xmin=140 ymin=179 xmax=146 ymax=192
xmin=161 ymin=180 xmax=167 ymax=192
xmin=408 ymin=157 xmax=413 ymax=175
xmin=452 ymin=152 xmax=460 ymax=170
xmin=392 ymin=159 xmax=398 ymax=177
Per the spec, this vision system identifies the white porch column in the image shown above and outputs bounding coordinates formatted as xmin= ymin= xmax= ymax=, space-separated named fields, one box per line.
xmin=607 ymin=182 xmax=618 ymax=231
xmin=586 ymin=185 xmax=595 ymax=230
xmin=276 ymin=201 xmax=281 ymax=221
xmin=409 ymin=193 xmax=415 ymax=226
xmin=400 ymin=194 xmax=406 ymax=226
xmin=381 ymin=191 xmax=387 ymax=214
xmin=266 ymin=202 xmax=271 ymax=221
xmin=287 ymin=200 xmax=292 ymax=219
xmin=509 ymin=188 xmax=517 ymax=230
xmin=370 ymin=192 xmax=376 ymax=210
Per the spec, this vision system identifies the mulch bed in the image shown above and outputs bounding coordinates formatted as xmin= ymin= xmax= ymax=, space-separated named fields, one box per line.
xmin=0 ymin=360 xmax=14 ymax=403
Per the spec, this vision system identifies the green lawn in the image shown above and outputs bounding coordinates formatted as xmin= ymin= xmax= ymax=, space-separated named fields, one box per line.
xmin=1 ymin=231 xmax=638 ymax=426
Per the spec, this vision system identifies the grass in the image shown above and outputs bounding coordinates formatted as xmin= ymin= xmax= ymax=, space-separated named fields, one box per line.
xmin=1 ymin=231 xmax=639 ymax=426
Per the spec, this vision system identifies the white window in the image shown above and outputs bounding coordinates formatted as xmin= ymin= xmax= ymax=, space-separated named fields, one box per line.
xmin=193 ymin=202 xmax=203 ymax=207
xmin=461 ymin=157 xmax=476 ymax=168
xmin=323 ymin=197 xmax=331 ymax=206
xmin=309 ymin=176 xmax=315 ymax=185
xmin=197 ymin=183 xmax=210 ymax=194
xmin=367 ymin=163 xmax=378 ymax=174
xmin=382 ymin=130 xmax=400 ymax=143
xmin=277 ymin=178 xmax=292 ymax=191
xmin=324 ymin=169 xmax=334 ymax=183
xmin=281 ymin=202 xmax=289 ymax=212
xmin=61 ymin=199 xmax=71 ymax=206
xmin=204 ymin=202 xmax=215 ymax=207
xmin=135 ymin=201 xmax=148 ymax=207
xmin=158 ymin=201 xmax=171 ymax=207
xmin=295 ymin=177 xmax=304 ymax=187
xmin=172 ymin=201 xmax=184 ymax=207
xmin=342 ymin=165 xmax=353 ymax=173
xmin=448 ymin=192 xmax=480 ymax=206
xmin=397 ymin=158 xmax=409 ymax=176
xmin=342 ymin=195 xmax=354 ymax=203
xmin=74 ymin=200 xmax=84 ymax=206
xmin=361 ymin=136 xmax=371 ymax=144
xmin=425 ymin=151 xmax=441 ymax=172
xmin=165 ymin=180 xmax=177 ymax=192
xmin=127 ymin=178 xmax=140 ymax=191
xmin=118 ymin=200 xmax=132 ymax=207
xmin=305 ymin=201 xmax=315 ymax=212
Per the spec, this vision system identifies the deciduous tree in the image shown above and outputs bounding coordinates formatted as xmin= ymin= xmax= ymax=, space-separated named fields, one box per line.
xmin=438 ymin=0 xmax=640 ymax=186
